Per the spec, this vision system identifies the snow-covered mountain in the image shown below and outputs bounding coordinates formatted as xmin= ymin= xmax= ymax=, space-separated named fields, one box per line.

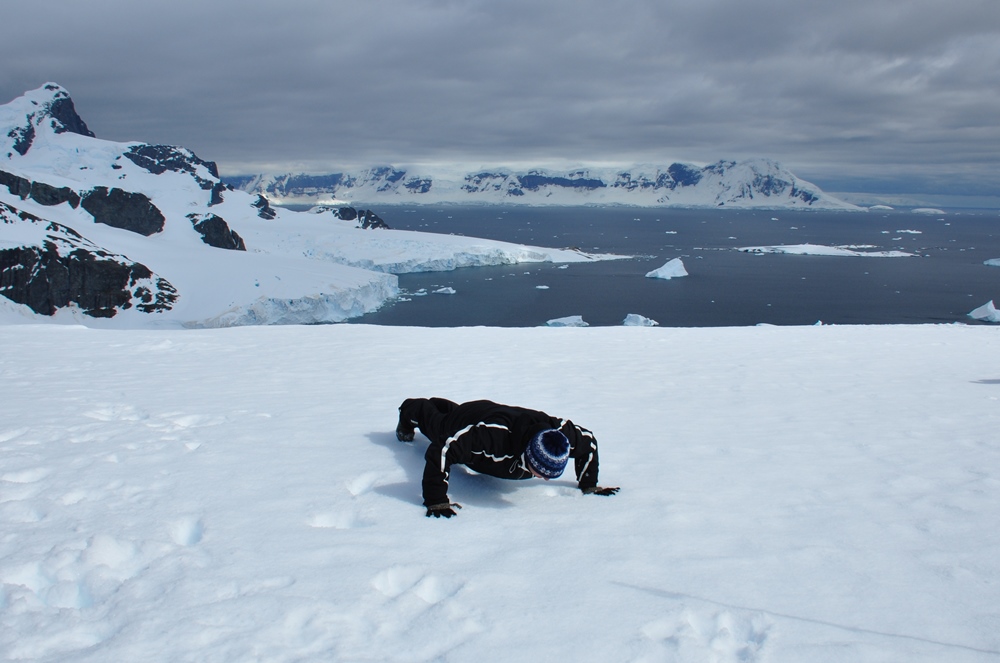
xmin=0 ymin=84 xmax=605 ymax=328
xmin=226 ymin=160 xmax=860 ymax=210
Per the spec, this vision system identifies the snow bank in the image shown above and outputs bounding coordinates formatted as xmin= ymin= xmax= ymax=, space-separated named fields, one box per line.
xmin=968 ymin=300 xmax=1000 ymax=323
xmin=2 ymin=323 xmax=999 ymax=662
xmin=645 ymin=257 xmax=688 ymax=279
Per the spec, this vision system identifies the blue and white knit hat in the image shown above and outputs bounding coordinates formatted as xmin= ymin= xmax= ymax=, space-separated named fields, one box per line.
xmin=525 ymin=429 xmax=570 ymax=479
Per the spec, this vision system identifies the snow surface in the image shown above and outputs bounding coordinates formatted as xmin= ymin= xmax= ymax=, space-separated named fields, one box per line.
xmin=738 ymin=244 xmax=915 ymax=258
xmin=968 ymin=300 xmax=1000 ymax=323
xmin=2 ymin=322 xmax=1000 ymax=662
xmin=645 ymin=258 xmax=689 ymax=279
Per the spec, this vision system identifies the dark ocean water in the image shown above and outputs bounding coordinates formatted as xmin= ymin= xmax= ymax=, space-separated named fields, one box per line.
xmin=333 ymin=205 xmax=1000 ymax=327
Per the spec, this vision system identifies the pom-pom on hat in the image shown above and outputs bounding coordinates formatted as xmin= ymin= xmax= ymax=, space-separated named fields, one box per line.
xmin=525 ymin=429 xmax=570 ymax=479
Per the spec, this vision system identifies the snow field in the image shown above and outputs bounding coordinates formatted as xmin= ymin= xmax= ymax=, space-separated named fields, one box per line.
xmin=1 ymin=323 xmax=1000 ymax=662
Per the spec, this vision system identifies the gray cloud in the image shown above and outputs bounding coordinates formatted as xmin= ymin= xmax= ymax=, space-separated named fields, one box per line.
xmin=2 ymin=0 xmax=998 ymax=196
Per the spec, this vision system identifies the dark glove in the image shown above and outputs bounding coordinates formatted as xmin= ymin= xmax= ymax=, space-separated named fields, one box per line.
xmin=582 ymin=486 xmax=620 ymax=496
xmin=425 ymin=502 xmax=462 ymax=518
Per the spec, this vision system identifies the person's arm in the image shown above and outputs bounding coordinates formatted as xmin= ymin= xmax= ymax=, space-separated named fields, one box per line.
xmin=422 ymin=439 xmax=460 ymax=516
xmin=562 ymin=420 xmax=619 ymax=496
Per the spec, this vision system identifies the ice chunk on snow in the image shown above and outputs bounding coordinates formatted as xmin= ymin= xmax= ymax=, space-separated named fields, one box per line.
xmin=623 ymin=314 xmax=659 ymax=327
xmin=545 ymin=315 xmax=588 ymax=327
xmin=968 ymin=300 xmax=1000 ymax=323
xmin=645 ymin=258 xmax=688 ymax=280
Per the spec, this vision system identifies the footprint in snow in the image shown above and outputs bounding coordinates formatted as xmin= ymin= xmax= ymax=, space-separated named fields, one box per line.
xmin=362 ymin=565 xmax=481 ymax=657
xmin=636 ymin=608 xmax=771 ymax=663
xmin=371 ymin=565 xmax=466 ymax=606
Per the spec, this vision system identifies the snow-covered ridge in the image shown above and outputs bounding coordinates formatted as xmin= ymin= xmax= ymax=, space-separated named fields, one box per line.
xmin=225 ymin=160 xmax=862 ymax=210
xmin=0 ymin=83 xmax=608 ymax=328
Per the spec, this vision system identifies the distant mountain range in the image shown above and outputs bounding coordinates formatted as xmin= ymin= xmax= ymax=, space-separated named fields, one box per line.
xmin=225 ymin=160 xmax=861 ymax=210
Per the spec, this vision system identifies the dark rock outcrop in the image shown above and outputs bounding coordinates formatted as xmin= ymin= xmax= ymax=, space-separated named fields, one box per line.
xmin=8 ymin=124 xmax=35 ymax=156
xmin=81 ymin=186 xmax=166 ymax=236
xmin=123 ymin=144 xmax=219 ymax=190
xmin=517 ymin=173 xmax=606 ymax=191
xmin=1 ymin=170 xmax=81 ymax=207
xmin=311 ymin=205 xmax=390 ymax=229
xmin=188 ymin=214 xmax=246 ymax=251
xmin=29 ymin=181 xmax=81 ymax=208
xmin=0 ymin=202 xmax=177 ymax=318
xmin=209 ymin=181 xmax=227 ymax=206
xmin=43 ymin=86 xmax=96 ymax=137
xmin=252 ymin=194 xmax=277 ymax=220
xmin=0 ymin=169 xmax=31 ymax=199
xmin=356 ymin=209 xmax=389 ymax=229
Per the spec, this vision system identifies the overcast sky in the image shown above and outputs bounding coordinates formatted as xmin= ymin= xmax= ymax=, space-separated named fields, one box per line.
xmin=2 ymin=0 xmax=999 ymax=197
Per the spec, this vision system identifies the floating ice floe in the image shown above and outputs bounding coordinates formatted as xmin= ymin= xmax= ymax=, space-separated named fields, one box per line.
xmin=432 ymin=287 xmax=456 ymax=295
xmin=545 ymin=315 xmax=588 ymax=327
xmin=623 ymin=314 xmax=659 ymax=327
xmin=912 ymin=208 xmax=946 ymax=215
xmin=968 ymin=300 xmax=1000 ymax=323
xmin=984 ymin=259 xmax=1000 ymax=267
xmin=738 ymin=244 xmax=914 ymax=258
xmin=645 ymin=258 xmax=688 ymax=279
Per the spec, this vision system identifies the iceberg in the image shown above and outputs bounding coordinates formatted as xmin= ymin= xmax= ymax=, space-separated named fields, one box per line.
xmin=968 ymin=300 xmax=1000 ymax=323
xmin=645 ymin=258 xmax=688 ymax=279
xmin=738 ymin=244 xmax=914 ymax=258
xmin=623 ymin=314 xmax=659 ymax=327
xmin=545 ymin=315 xmax=588 ymax=327
xmin=984 ymin=259 xmax=1000 ymax=267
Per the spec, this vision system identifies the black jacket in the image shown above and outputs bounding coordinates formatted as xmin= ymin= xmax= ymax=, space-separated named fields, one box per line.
xmin=416 ymin=399 xmax=600 ymax=506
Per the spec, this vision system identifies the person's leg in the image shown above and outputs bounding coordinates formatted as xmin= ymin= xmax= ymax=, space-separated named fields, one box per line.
xmin=397 ymin=398 xmax=453 ymax=443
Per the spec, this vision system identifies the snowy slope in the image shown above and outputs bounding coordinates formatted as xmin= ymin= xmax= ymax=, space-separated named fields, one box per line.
xmin=1 ymin=322 xmax=998 ymax=662
xmin=0 ymin=84 xmax=606 ymax=328
xmin=226 ymin=160 xmax=862 ymax=210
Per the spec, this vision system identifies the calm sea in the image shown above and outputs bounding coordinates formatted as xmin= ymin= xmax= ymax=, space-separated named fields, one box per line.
xmin=329 ymin=205 xmax=1000 ymax=327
